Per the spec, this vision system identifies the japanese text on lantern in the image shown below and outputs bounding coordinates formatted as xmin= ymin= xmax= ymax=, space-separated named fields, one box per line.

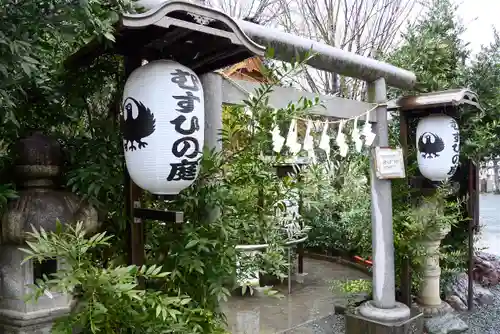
xmin=448 ymin=119 xmax=459 ymax=176
xmin=167 ymin=69 xmax=201 ymax=182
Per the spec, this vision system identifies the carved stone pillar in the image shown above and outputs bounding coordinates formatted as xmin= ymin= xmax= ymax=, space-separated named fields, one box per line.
xmin=417 ymin=225 xmax=453 ymax=317
xmin=0 ymin=131 xmax=98 ymax=333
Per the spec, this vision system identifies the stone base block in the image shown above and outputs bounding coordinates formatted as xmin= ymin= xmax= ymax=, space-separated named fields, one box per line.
xmin=415 ymin=301 xmax=453 ymax=318
xmin=0 ymin=321 xmax=52 ymax=334
xmin=345 ymin=307 xmax=424 ymax=334
xmin=0 ymin=305 xmax=70 ymax=334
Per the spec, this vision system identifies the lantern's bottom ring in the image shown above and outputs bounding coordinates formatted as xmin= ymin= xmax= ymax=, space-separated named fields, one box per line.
xmin=153 ymin=194 xmax=177 ymax=201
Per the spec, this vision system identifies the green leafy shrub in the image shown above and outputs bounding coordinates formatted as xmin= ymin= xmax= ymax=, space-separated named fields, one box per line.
xmin=22 ymin=221 xmax=227 ymax=334
xmin=302 ymin=155 xmax=371 ymax=257
xmin=330 ymin=279 xmax=372 ymax=295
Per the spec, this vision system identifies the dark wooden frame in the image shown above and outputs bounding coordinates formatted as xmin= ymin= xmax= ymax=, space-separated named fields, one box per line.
xmin=398 ymin=108 xmax=479 ymax=311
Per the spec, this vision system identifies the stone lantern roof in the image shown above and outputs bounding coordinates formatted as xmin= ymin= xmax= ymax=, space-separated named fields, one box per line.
xmin=1 ymin=131 xmax=98 ymax=244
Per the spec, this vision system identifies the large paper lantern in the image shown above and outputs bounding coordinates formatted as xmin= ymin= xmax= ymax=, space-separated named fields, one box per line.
xmin=122 ymin=60 xmax=204 ymax=195
xmin=416 ymin=114 xmax=459 ymax=181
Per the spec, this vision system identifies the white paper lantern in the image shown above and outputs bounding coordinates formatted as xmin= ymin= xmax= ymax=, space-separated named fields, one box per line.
xmin=122 ymin=60 xmax=204 ymax=195
xmin=416 ymin=114 xmax=459 ymax=181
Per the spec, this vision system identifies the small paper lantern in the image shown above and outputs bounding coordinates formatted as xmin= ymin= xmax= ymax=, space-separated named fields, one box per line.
xmin=122 ymin=60 xmax=204 ymax=195
xmin=416 ymin=114 xmax=459 ymax=182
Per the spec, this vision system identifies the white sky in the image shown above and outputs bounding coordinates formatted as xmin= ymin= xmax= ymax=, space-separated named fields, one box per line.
xmin=456 ymin=0 xmax=499 ymax=54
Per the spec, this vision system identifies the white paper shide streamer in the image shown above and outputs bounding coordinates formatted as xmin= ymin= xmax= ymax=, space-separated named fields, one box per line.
xmin=244 ymin=103 xmax=260 ymax=133
xmin=285 ymin=119 xmax=302 ymax=155
xmin=314 ymin=120 xmax=323 ymax=133
xmin=336 ymin=120 xmax=348 ymax=157
xmin=303 ymin=120 xmax=316 ymax=162
xmin=270 ymin=124 xmax=285 ymax=153
xmin=362 ymin=108 xmax=376 ymax=147
xmin=318 ymin=120 xmax=330 ymax=159
xmin=264 ymin=103 xmax=380 ymax=162
xmin=351 ymin=117 xmax=363 ymax=153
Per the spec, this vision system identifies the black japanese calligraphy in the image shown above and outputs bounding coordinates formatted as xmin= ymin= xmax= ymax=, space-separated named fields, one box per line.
xmin=171 ymin=69 xmax=200 ymax=91
xmin=172 ymin=137 xmax=200 ymax=159
xmin=170 ymin=115 xmax=200 ymax=135
xmin=167 ymin=159 xmax=199 ymax=181
xmin=447 ymin=118 xmax=460 ymax=176
xmin=168 ymin=67 xmax=202 ymax=184
xmin=450 ymin=119 xmax=459 ymax=131
xmin=173 ymin=91 xmax=200 ymax=113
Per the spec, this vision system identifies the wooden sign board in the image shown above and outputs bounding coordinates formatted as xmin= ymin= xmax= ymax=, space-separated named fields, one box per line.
xmin=374 ymin=147 xmax=406 ymax=179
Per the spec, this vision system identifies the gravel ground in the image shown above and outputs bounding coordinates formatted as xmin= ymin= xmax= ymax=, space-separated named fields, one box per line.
xmin=283 ymin=314 xmax=345 ymax=333
xmin=286 ymin=285 xmax=500 ymax=334
xmin=460 ymin=285 xmax=500 ymax=334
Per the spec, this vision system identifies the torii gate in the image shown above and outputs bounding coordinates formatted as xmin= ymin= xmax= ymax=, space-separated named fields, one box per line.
xmin=66 ymin=1 xmax=418 ymax=331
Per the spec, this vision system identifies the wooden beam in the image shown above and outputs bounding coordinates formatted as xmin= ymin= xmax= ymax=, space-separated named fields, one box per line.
xmin=123 ymin=55 xmax=145 ymax=267
xmin=221 ymin=77 xmax=376 ymax=121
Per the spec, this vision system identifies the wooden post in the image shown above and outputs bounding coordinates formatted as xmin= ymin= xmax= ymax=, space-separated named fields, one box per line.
xmin=297 ymin=243 xmax=304 ymax=274
xmin=298 ymin=172 xmax=304 ymax=275
xmin=467 ymin=160 xmax=478 ymax=310
xmin=123 ymin=55 xmax=145 ymax=266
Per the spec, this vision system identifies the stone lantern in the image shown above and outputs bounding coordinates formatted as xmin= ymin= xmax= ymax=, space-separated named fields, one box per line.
xmin=0 ymin=131 xmax=98 ymax=333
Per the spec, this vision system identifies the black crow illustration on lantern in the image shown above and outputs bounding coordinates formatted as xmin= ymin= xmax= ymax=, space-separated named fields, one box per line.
xmin=416 ymin=114 xmax=460 ymax=181
xmin=122 ymin=60 xmax=204 ymax=195
xmin=417 ymin=132 xmax=445 ymax=159
xmin=122 ymin=97 xmax=156 ymax=151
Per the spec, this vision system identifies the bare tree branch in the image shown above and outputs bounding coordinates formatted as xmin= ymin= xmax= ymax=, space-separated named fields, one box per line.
xmin=206 ymin=0 xmax=285 ymax=24
xmin=278 ymin=0 xmax=421 ymax=99
xmin=207 ymin=0 xmax=422 ymax=100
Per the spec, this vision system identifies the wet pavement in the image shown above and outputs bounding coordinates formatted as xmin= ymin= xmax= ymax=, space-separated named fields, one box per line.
xmin=221 ymin=194 xmax=500 ymax=333
xmin=221 ymin=258 xmax=369 ymax=333
xmin=478 ymin=194 xmax=500 ymax=256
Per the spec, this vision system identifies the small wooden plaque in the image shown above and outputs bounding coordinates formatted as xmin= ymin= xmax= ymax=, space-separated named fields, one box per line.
xmin=374 ymin=147 xmax=406 ymax=179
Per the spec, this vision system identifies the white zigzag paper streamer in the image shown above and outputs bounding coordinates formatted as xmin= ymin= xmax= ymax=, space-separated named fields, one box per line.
xmin=336 ymin=120 xmax=348 ymax=157
xmin=362 ymin=109 xmax=376 ymax=147
xmin=303 ymin=120 xmax=316 ymax=162
xmin=270 ymin=124 xmax=285 ymax=153
xmin=352 ymin=116 xmax=363 ymax=153
xmin=318 ymin=120 xmax=330 ymax=160
xmin=285 ymin=119 xmax=302 ymax=155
